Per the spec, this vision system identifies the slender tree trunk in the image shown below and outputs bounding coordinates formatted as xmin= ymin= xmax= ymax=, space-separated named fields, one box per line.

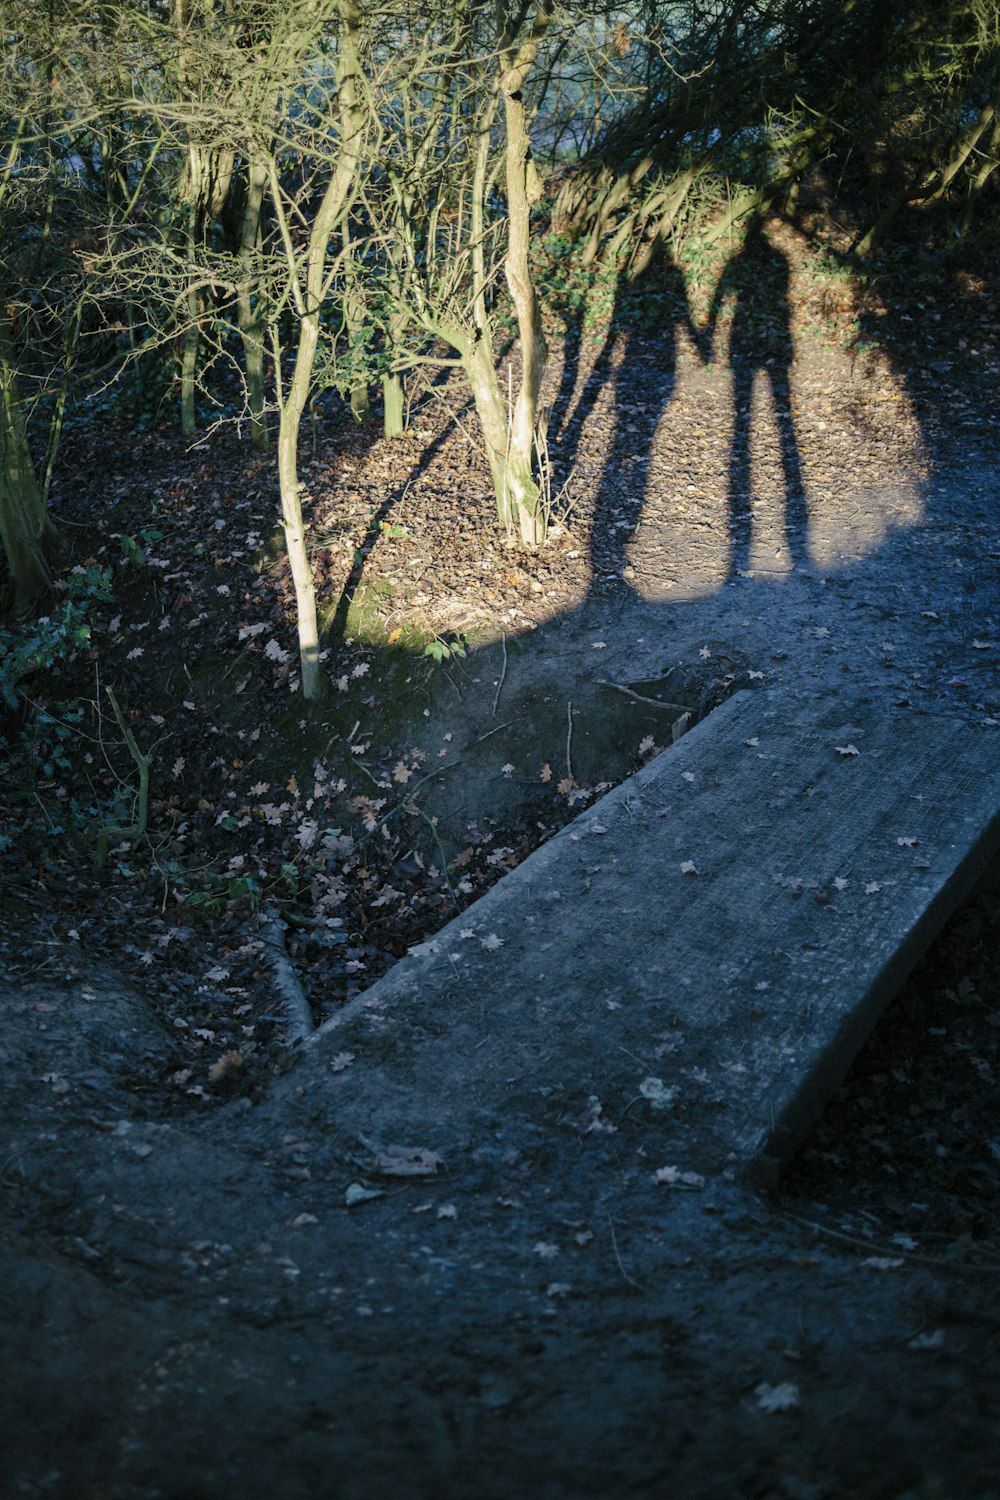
xmin=930 ymin=92 xmax=1000 ymax=203
xmin=339 ymin=39 xmax=371 ymax=425
xmin=463 ymin=335 xmax=516 ymax=527
xmin=276 ymin=386 xmax=321 ymax=700
xmin=381 ymin=370 xmax=405 ymax=437
xmin=343 ymin=234 xmax=372 ymax=423
xmin=0 ymin=314 xmax=55 ymax=610
xmin=499 ymin=10 xmax=552 ymax=548
xmin=180 ymin=291 xmax=200 ymax=434
xmin=349 ymin=382 xmax=371 ymax=422
xmin=237 ymin=150 xmax=269 ymax=449
xmin=271 ymin=0 xmax=365 ymax=699
xmin=960 ymin=113 xmax=1000 ymax=231
xmin=180 ymin=162 xmax=200 ymax=435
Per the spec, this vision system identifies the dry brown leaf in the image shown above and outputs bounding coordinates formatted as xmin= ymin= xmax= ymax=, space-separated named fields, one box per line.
xmin=208 ymin=1049 xmax=242 ymax=1083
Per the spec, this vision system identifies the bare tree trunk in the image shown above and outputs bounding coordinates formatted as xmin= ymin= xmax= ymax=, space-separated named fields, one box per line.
xmin=498 ymin=3 xmax=552 ymax=547
xmin=270 ymin=0 xmax=366 ymax=700
xmin=180 ymin=234 xmax=200 ymax=434
xmin=276 ymin=378 xmax=321 ymax=699
xmin=463 ymin=335 xmax=516 ymax=527
xmin=342 ymin=215 xmax=371 ymax=422
xmin=237 ymin=150 xmax=269 ymax=450
xmin=930 ymin=92 xmax=1000 ymax=203
xmin=502 ymin=90 xmax=547 ymax=546
xmin=0 ymin=313 xmax=55 ymax=610
xmin=381 ymin=370 xmax=405 ymax=437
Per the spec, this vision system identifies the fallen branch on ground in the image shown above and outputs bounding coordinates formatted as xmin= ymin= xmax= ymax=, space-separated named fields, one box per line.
xmin=259 ymin=906 xmax=314 ymax=1045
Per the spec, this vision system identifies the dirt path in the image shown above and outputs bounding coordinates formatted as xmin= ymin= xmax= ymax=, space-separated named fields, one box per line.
xmin=3 ymin=266 xmax=1000 ymax=1497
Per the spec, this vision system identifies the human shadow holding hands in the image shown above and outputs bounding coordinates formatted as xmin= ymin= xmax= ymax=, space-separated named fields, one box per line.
xmin=574 ymin=253 xmax=708 ymax=596
xmin=704 ymin=218 xmax=809 ymax=580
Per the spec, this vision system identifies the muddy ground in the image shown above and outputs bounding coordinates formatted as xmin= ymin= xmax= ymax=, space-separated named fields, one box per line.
xmin=2 ymin=222 xmax=1000 ymax=1497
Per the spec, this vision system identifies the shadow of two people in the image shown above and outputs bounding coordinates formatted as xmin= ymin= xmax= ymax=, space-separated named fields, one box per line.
xmin=554 ymin=217 xmax=808 ymax=591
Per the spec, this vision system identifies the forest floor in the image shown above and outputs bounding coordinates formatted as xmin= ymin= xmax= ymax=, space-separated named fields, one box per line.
xmin=2 ymin=218 xmax=1000 ymax=1498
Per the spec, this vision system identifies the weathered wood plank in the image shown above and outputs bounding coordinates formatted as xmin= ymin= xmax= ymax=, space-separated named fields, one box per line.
xmin=300 ymin=691 xmax=1000 ymax=1182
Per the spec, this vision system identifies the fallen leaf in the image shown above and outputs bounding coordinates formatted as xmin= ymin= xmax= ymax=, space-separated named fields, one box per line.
xmin=654 ymin=1165 xmax=705 ymax=1188
xmin=289 ymin=1213 xmax=319 ymax=1228
xmin=909 ymin=1330 xmax=945 ymax=1350
xmin=755 ymin=1382 xmax=800 ymax=1413
xmin=540 ymin=762 xmax=552 ymax=782
xmin=640 ymin=1076 xmax=677 ymax=1112
xmin=393 ymin=761 xmax=413 ymax=783
xmin=533 ymin=1242 xmax=560 ymax=1259
xmin=480 ymin=933 xmax=504 ymax=951
xmin=896 ymin=836 xmax=919 ymax=848
xmin=638 ymin=734 xmax=656 ymax=754
xmin=345 ymin=1183 xmax=383 ymax=1206
xmin=680 ymin=859 xmax=698 ymax=875
xmin=860 ymin=1257 xmax=904 ymax=1270
xmin=437 ymin=1203 xmax=457 ymax=1219
xmin=208 ymin=1049 xmax=242 ymax=1083
xmin=329 ymin=1052 xmax=355 ymax=1073
xmin=297 ymin=819 xmax=319 ymax=849
xmin=835 ymin=744 xmax=860 ymax=757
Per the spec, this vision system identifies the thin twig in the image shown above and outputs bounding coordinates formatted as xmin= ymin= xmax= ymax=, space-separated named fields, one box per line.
xmin=609 ymin=1214 xmax=644 ymax=1289
xmin=356 ymin=723 xmax=515 ymax=847
xmin=566 ymin=701 xmax=575 ymax=784
xmin=597 ymin=679 xmax=692 ymax=714
xmin=93 ymin=687 xmax=149 ymax=873
xmin=406 ymin=802 xmax=459 ymax=909
xmin=470 ymin=719 xmax=515 ymax=747
xmin=492 ymin=633 xmax=508 ymax=717
xmin=781 ymin=1213 xmax=1000 ymax=1274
